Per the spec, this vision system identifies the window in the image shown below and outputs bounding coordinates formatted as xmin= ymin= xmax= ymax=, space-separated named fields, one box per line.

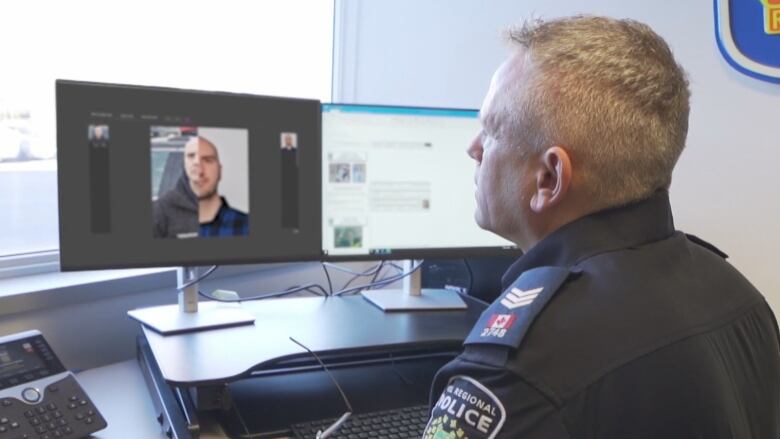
xmin=0 ymin=1 xmax=334 ymax=269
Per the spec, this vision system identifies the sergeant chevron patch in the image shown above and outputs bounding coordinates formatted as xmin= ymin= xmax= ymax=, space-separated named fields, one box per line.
xmin=500 ymin=286 xmax=543 ymax=309
xmin=465 ymin=266 xmax=571 ymax=349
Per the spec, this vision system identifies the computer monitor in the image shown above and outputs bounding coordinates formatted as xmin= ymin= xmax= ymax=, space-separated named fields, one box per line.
xmin=56 ymin=80 xmax=322 ymax=271
xmin=321 ymin=104 xmax=519 ymax=261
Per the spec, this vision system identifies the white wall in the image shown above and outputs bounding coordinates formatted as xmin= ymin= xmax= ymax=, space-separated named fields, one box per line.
xmin=333 ymin=0 xmax=780 ymax=311
xmin=199 ymin=127 xmax=250 ymax=213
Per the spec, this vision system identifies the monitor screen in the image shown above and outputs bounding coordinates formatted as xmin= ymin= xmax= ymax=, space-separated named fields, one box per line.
xmin=56 ymin=80 xmax=322 ymax=270
xmin=321 ymin=104 xmax=518 ymax=260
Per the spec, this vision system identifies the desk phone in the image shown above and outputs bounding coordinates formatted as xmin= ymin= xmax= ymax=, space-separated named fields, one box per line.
xmin=0 ymin=330 xmax=106 ymax=439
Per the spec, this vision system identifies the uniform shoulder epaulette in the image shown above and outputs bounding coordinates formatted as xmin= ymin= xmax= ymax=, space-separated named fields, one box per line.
xmin=464 ymin=266 xmax=571 ymax=350
xmin=685 ymin=233 xmax=728 ymax=259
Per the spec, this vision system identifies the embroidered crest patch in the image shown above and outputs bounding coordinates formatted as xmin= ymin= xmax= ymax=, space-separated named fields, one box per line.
xmin=423 ymin=375 xmax=506 ymax=439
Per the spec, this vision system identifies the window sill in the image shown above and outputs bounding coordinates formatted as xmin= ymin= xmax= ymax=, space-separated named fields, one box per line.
xmin=0 ymin=263 xmax=289 ymax=318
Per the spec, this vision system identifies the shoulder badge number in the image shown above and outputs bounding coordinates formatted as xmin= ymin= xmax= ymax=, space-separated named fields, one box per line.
xmin=465 ymin=266 xmax=570 ymax=349
xmin=423 ymin=375 xmax=506 ymax=439
xmin=715 ymin=0 xmax=780 ymax=83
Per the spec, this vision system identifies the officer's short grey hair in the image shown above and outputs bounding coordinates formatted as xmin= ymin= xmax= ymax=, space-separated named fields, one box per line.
xmin=505 ymin=15 xmax=690 ymax=209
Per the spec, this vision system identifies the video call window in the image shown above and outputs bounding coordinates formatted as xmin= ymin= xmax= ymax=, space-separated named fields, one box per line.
xmin=88 ymin=125 xmax=110 ymax=145
xmin=57 ymin=81 xmax=323 ymax=270
xmin=150 ymin=126 xmax=250 ymax=239
xmin=280 ymin=131 xmax=300 ymax=229
xmin=87 ymin=124 xmax=111 ymax=233
xmin=280 ymin=132 xmax=298 ymax=150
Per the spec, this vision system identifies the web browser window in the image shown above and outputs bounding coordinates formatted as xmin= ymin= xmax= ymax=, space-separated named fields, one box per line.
xmin=321 ymin=105 xmax=516 ymax=258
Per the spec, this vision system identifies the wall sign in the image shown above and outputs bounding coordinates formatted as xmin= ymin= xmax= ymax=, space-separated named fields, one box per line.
xmin=715 ymin=0 xmax=780 ymax=83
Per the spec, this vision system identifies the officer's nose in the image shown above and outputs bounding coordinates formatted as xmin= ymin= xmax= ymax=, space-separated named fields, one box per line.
xmin=467 ymin=132 xmax=483 ymax=164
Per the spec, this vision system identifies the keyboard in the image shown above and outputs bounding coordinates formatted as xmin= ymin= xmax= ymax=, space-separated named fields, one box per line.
xmin=291 ymin=404 xmax=430 ymax=439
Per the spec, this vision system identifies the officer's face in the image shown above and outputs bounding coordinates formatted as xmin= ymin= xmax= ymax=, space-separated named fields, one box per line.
xmin=184 ymin=137 xmax=222 ymax=200
xmin=467 ymin=52 xmax=537 ymax=248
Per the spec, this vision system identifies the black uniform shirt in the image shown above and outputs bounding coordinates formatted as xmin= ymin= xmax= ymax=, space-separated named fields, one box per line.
xmin=424 ymin=191 xmax=780 ymax=439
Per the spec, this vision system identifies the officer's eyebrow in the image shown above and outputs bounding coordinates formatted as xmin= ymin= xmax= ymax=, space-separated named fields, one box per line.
xmin=480 ymin=111 xmax=498 ymax=135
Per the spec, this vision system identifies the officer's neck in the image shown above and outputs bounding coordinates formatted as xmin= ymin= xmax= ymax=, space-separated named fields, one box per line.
xmin=515 ymin=194 xmax=601 ymax=253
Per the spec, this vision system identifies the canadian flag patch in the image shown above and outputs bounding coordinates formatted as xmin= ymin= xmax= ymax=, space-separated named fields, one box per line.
xmin=480 ymin=314 xmax=517 ymax=338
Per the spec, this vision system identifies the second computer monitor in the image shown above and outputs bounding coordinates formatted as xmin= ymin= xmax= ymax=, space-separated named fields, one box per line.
xmin=321 ymin=104 xmax=518 ymax=260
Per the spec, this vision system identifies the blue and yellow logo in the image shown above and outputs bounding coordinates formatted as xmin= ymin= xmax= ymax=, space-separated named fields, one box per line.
xmin=715 ymin=0 xmax=780 ymax=83
xmin=761 ymin=0 xmax=780 ymax=34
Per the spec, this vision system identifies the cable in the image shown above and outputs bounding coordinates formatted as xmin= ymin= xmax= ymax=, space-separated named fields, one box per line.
xmin=323 ymin=261 xmax=404 ymax=294
xmin=322 ymin=262 xmax=386 ymax=276
xmin=372 ymin=261 xmax=386 ymax=280
xmin=359 ymin=261 xmax=404 ymax=293
xmin=368 ymin=261 xmax=386 ymax=285
xmin=321 ymin=262 xmax=335 ymax=296
xmin=179 ymin=265 xmax=218 ymax=290
xmin=366 ymin=261 xmax=404 ymax=290
xmin=463 ymin=258 xmax=474 ymax=295
xmin=289 ymin=337 xmax=353 ymax=439
xmin=334 ymin=260 xmax=424 ymax=296
xmin=198 ymin=282 xmax=328 ymax=303
xmin=339 ymin=261 xmax=386 ymax=292
xmin=289 ymin=337 xmax=353 ymax=412
xmin=181 ymin=264 xmax=331 ymax=302
xmin=286 ymin=285 xmax=331 ymax=297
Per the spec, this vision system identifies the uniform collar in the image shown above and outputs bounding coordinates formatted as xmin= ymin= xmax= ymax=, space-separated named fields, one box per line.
xmin=501 ymin=190 xmax=676 ymax=289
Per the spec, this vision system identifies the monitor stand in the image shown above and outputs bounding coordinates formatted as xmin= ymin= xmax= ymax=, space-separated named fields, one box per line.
xmin=361 ymin=260 xmax=467 ymax=311
xmin=127 ymin=266 xmax=255 ymax=335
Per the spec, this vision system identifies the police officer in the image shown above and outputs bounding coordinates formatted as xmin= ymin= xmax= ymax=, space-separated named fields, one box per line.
xmin=423 ymin=16 xmax=780 ymax=438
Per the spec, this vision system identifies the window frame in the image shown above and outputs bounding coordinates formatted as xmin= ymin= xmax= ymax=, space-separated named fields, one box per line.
xmin=0 ymin=1 xmax=337 ymax=287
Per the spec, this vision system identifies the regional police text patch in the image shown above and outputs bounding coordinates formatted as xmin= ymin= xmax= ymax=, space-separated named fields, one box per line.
xmin=423 ymin=375 xmax=506 ymax=439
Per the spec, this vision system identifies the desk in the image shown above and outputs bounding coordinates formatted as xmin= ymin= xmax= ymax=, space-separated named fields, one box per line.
xmin=77 ymin=361 xmax=228 ymax=439
xmin=135 ymin=294 xmax=486 ymax=438
xmin=76 ymin=361 xmax=167 ymax=439
xmin=142 ymin=295 xmax=485 ymax=385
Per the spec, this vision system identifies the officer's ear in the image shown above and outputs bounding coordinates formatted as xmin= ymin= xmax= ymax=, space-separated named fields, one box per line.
xmin=530 ymin=146 xmax=572 ymax=213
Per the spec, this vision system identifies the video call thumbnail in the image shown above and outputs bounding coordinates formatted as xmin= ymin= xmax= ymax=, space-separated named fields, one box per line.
xmin=87 ymin=124 xmax=111 ymax=233
xmin=150 ymin=126 xmax=250 ymax=239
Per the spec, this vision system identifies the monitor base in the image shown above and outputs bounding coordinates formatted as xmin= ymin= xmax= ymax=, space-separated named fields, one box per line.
xmin=362 ymin=289 xmax=467 ymax=311
xmin=128 ymin=301 xmax=255 ymax=335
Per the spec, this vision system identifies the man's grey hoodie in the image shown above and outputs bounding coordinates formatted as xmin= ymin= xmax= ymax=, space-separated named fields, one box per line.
xmin=152 ymin=173 xmax=198 ymax=239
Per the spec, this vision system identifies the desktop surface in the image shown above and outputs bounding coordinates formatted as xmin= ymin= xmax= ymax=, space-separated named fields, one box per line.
xmin=140 ymin=294 xmax=485 ymax=386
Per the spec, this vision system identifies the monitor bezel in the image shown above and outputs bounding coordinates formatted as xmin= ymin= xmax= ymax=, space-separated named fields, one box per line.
xmin=56 ymin=79 xmax=324 ymax=271
xmin=320 ymin=102 xmax=522 ymax=263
